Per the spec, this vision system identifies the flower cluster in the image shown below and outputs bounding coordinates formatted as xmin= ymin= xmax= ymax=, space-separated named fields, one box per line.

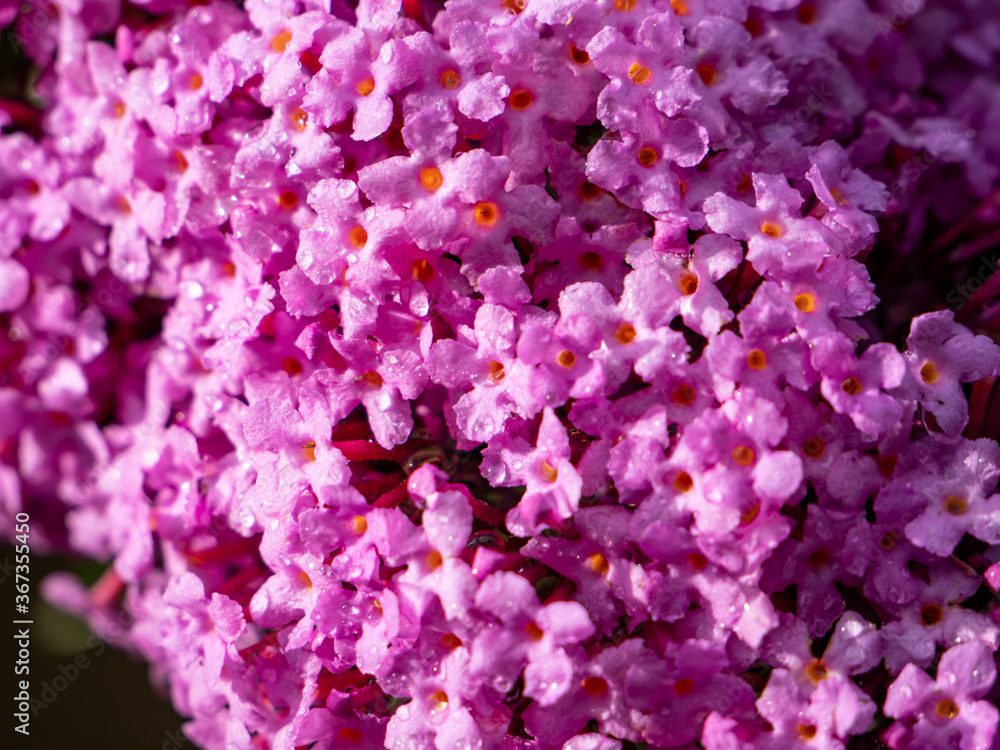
xmin=4 ymin=0 xmax=1000 ymax=748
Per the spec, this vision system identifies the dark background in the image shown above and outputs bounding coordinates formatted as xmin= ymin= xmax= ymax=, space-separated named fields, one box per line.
xmin=1 ymin=545 xmax=188 ymax=750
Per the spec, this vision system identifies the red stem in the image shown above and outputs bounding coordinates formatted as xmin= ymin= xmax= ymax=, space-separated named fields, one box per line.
xmin=333 ymin=439 xmax=400 ymax=462
xmin=372 ymin=481 xmax=409 ymax=508
xmin=0 ymin=99 xmax=41 ymax=133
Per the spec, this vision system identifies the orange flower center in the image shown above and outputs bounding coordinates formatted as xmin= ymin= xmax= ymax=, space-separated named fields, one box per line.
xmin=430 ymin=690 xmax=449 ymax=710
xmin=302 ymin=441 xmax=317 ymax=462
xmin=731 ymin=445 xmax=756 ymax=466
xmin=557 ymin=350 xmax=577 ymax=368
xmin=357 ymin=77 xmax=375 ymax=96
xmin=697 ymin=63 xmax=717 ymax=86
xmin=291 ymin=107 xmax=308 ymax=131
xmin=935 ymin=699 xmax=959 ymax=719
xmin=525 ymin=621 xmax=544 ymax=641
xmin=794 ymin=292 xmax=817 ymax=312
xmin=671 ymin=384 xmax=695 ymax=405
xmin=803 ymin=437 xmax=825 ymax=457
xmin=628 ymin=62 xmax=652 ymax=84
xmin=540 ymin=460 xmax=559 ymax=483
xmin=278 ymin=190 xmax=299 ymax=210
xmin=673 ymin=471 xmax=694 ymax=492
xmin=920 ymin=603 xmax=944 ymax=626
xmin=761 ymin=222 xmax=783 ymax=238
xmin=740 ymin=502 xmax=760 ymax=525
xmin=507 ymin=89 xmax=534 ymax=110
xmin=920 ymin=361 xmax=938 ymax=384
xmin=349 ymin=515 xmax=367 ymax=534
xmin=747 ymin=349 xmax=767 ymax=370
xmin=637 ymin=147 xmax=659 ymax=167
xmin=587 ymin=553 xmax=610 ymax=574
xmin=474 ymin=201 xmax=500 ymax=226
xmin=360 ymin=370 xmax=383 ymax=387
xmin=581 ymin=676 xmax=608 ymax=695
xmin=569 ymin=44 xmax=590 ymax=64
xmin=426 ymin=550 xmax=444 ymax=569
xmin=806 ymin=659 xmax=828 ymax=683
xmin=270 ymin=29 xmax=292 ymax=52
xmin=679 ymin=272 xmax=699 ymax=295
xmin=440 ymin=69 xmax=461 ymax=89
xmin=615 ymin=323 xmax=637 ymax=344
xmin=348 ymin=226 xmax=368 ymax=248
xmin=841 ymin=377 xmax=863 ymax=395
xmin=487 ymin=360 xmax=506 ymax=383
xmin=411 ymin=258 xmax=435 ymax=283
xmin=945 ymin=495 xmax=968 ymax=516
xmin=419 ymin=166 xmax=443 ymax=192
